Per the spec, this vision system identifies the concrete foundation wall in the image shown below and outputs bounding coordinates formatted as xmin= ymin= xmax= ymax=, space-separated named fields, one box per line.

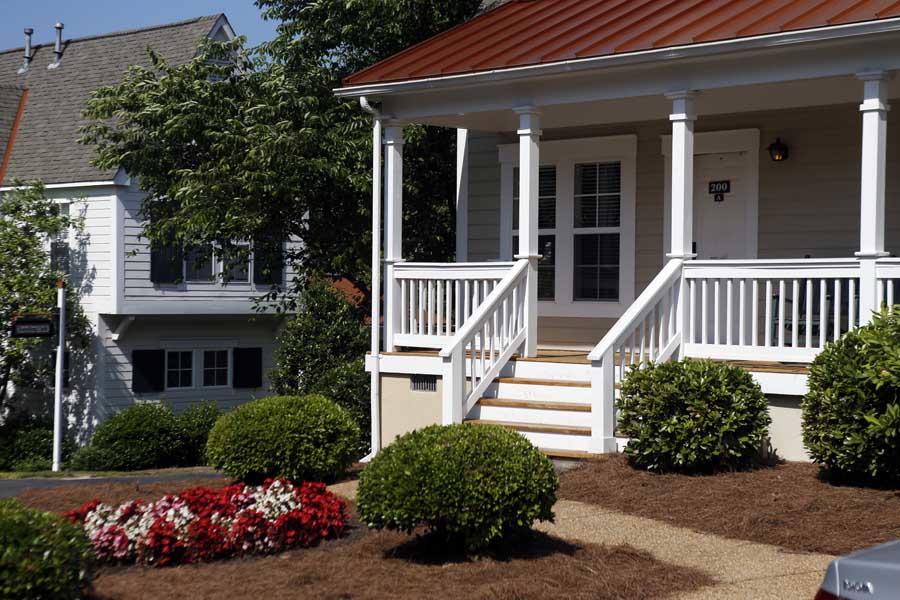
xmin=380 ymin=374 xmax=443 ymax=445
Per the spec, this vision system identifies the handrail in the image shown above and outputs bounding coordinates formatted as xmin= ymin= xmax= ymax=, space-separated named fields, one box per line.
xmin=588 ymin=258 xmax=683 ymax=361
xmin=440 ymin=259 xmax=528 ymax=358
xmin=439 ymin=259 xmax=529 ymax=424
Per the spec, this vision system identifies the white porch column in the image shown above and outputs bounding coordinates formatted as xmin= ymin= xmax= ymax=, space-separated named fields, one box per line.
xmin=456 ymin=128 xmax=469 ymax=262
xmin=856 ymin=72 xmax=890 ymax=323
xmin=666 ymin=91 xmax=697 ymax=260
xmin=383 ymin=124 xmax=405 ymax=351
xmin=515 ymin=107 xmax=541 ymax=358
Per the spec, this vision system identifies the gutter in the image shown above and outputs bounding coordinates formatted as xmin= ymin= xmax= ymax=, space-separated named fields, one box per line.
xmin=0 ymin=179 xmax=123 ymax=192
xmin=335 ymin=16 xmax=900 ymax=97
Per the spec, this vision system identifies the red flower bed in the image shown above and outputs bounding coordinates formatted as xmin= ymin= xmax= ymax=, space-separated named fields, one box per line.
xmin=65 ymin=479 xmax=346 ymax=567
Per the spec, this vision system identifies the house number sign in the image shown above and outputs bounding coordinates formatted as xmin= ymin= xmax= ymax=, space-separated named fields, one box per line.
xmin=709 ymin=180 xmax=730 ymax=203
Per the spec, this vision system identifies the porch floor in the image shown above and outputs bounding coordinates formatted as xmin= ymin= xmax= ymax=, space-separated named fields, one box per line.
xmin=383 ymin=348 xmax=810 ymax=373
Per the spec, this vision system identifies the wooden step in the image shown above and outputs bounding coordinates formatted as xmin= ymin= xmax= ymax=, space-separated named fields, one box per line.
xmin=540 ymin=448 xmax=596 ymax=460
xmin=478 ymin=398 xmax=591 ymax=412
xmin=466 ymin=419 xmax=591 ymax=436
xmin=495 ymin=377 xmax=591 ymax=388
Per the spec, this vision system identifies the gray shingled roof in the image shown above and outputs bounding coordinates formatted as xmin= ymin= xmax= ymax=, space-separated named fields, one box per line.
xmin=0 ymin=15 xmax=222 ymax=186
xmin=0 ymin=85 xmax=23 ymax=164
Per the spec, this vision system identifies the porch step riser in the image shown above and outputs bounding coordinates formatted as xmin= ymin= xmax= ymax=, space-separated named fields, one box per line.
xmin=516 ymin=430 xmax=592 ymax=453
xmin=500 ymin=361 xmax=591 ymax=381
xmin=469 ymin=405 xmax=592 ymax=427
xmin=751 ymin=371 xmax=808 ymax=396
xmin=486 ymin=382 xmax=593 ymax=403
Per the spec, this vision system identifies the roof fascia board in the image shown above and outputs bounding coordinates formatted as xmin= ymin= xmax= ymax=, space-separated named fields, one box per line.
xmin=335 ymin=16 xmax=900 ymax=97
xmin=0 ymin=179 xmax=123 ymax=192
xmin=379 ymin=35 xmax=900 ymax=124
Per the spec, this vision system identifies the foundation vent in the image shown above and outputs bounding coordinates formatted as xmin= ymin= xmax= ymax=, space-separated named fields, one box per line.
xmin=410 ymin=374 xmax=437 ymax=393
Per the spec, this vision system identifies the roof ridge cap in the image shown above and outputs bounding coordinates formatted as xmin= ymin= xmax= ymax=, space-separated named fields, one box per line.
xmin=0 ymin=13 xmax=222 ymax=56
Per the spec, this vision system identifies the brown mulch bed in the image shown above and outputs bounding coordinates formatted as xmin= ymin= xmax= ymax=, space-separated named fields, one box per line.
xmin=87 ymin=525 xmax=711 ymax=600
xmin=17 ymin=477 xmax=230 ymax=514
xmin=19 ymin=477 xmax=712 ymax=600
xmin=559 ymin=454 xmax=900 ymax=556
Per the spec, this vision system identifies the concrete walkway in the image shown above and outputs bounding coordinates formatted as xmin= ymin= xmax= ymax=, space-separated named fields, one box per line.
xmin=327 ymin=481 xmax=832 ymax=599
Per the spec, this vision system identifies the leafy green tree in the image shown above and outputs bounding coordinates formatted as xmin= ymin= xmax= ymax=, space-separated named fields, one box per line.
xmin=0 ymin=183 xmax=90 ymax=412
xmin=80 ymin=0 xmax=485 ymax=310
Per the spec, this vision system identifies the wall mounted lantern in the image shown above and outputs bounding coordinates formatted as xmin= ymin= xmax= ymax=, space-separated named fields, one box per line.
xmin=768 ymin=138 xmax=789 ymax=162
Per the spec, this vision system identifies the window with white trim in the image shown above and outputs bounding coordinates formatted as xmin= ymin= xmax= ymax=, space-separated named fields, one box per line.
xmin=573 ymin=162 xmax=621 ymax=301
xmin=512 ymin=166 xmax=557 ymax=301
xmin=498 ymin=135 xmax=636 ymax=319
xmin=166 ymin=350 xmax=193 ymax=389
xmin=202 ymin=350 xmax=229 ymax=387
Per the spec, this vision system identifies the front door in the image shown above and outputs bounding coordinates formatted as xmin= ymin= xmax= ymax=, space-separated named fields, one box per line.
xmin=693 ymin=152 xmax=752 ymax=260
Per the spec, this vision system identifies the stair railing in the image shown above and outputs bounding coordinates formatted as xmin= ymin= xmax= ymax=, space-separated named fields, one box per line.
xmin=439 ymin=259 xmax=529 ymax=424
xmin=587 ymin=258 xmax=685 ymax=453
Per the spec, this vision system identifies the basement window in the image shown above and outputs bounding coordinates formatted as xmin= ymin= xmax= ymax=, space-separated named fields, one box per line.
xmin=410 ymin=374 xmax=437 ymax=393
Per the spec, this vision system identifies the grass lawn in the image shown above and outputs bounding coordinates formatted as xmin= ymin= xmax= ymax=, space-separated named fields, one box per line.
xmin=19 ymin=477 xmax=713 ymax=600
xmin=559 ymin=454 xmax=900 ymax=556
xmin=0 ymin=466 xmax=219 ymax=480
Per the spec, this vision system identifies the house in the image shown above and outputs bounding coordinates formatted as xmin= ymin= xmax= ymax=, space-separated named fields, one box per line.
xmin=0 ymin=15 xmax=290 ymax=435
xmin=337 ymin=0 xmax=900 ymax=462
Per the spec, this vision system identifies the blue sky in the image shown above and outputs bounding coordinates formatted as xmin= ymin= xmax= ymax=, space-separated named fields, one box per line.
xmin=0 ymin=0 xmax=278 ymax=52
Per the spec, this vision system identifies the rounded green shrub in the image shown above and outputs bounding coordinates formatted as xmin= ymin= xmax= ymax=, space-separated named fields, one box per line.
xmin=0 ymin=415 xmax=77 ymax=472
xmin=206 ymin=394 xmax=359 ymax=483
xmin=802 ymin=308 xmax=900 ymax=482
xmin=618 ymin=359 xmax=771 ymax=473
xmin=0 ymin=499 xmax=95 ymax=599
xmin=174 ymin=400 xmax=222 ymax=466
xmin=78 ymin=403 xmax=180 ymax=471
xmin=357 ymin=424 xmax=558 ymax=552
xmin=309 ymin=359 xmax=370 ymax=454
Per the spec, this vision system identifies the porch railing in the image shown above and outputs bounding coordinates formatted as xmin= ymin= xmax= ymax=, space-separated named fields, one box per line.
xmin=392 ymin=262 xmax=515 ymax=349
xmin=877 ymin=258 xmax=900 ymax=307
xmin=439 ymin=259 xmax=528 ymax=424
xmin=682 ymin=259 xmax=862 ymax=363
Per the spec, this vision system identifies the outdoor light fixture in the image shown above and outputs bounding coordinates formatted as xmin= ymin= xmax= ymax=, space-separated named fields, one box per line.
xmin=768 ymin=138 xmax=789 ymax=162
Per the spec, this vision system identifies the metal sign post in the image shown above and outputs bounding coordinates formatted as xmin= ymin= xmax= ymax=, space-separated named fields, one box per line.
xmin=52 ymin=280 xmax=65 ymax=472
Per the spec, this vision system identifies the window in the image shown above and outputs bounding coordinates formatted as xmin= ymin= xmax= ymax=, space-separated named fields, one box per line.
xmin=512 ymin=166 xmax=556 ymax=300
xmin=574 ymin=162 xmax=622 ymax=301
xmin=223 ymin=245 xmax=250 ymax=283
xmin=202 ymin=350 xmax=229 ymax=387
xmin=166 ymin=351 xmax=193 ymax=389
xmin=185 ymin=247 xmax=214 ymax=282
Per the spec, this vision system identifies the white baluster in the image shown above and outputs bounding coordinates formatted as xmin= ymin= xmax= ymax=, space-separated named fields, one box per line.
xmin=726 ymin=279 xmax=734 ymax=346
xmin=751 ymin=279 xmax=759 ymax=347
xmin=833 ymin=279 xmax=842 ymax=341
xmin=689 ymin=280 xmax=696 ymax=344
xmin=791 ymin=279 xmax=800 ymax=348
xmin=849 ymin=279 xmax=856 ymax=329
xmin=701 ymin=279 xmax=709 ymax=345
xmin=778 ymin=280 xmax=786 ymax=348
xmin=454 ymin=280 xmax=461 ymax=335
xmin=764 ymin=280 xmax=773 ymax=347
xmin=805 ymin=280 xmax=813 ymax=348
xmin=819 ymin=279 xmax=827 ymax=348
xmin=738 ymin=279 xmax=746 ymax=346
xmin=714 ymin=279 xmax=721 ymax=345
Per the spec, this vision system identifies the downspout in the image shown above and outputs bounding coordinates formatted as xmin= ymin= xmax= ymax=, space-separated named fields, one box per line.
xmin=360 ymin=96 xmax=382 ymax=461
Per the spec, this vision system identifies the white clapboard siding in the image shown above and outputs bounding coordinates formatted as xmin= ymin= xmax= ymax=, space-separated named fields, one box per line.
xmin=119 ymin=186 xmax=301 ymax=314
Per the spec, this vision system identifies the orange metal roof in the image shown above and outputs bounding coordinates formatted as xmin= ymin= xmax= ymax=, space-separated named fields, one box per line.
xmin=344 ymin=0 xmax=900 ymax=86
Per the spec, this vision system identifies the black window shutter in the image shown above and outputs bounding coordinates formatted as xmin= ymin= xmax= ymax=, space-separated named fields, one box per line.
xmin=233 ymin=348 xmax=263 ymax=389
xmin=253 ymin=242 xmax=283 ymax=286
xmin=150 ymin=237 xmax=183 ymax=284
xmin=132 ymin=349 xmax=165 ymax=393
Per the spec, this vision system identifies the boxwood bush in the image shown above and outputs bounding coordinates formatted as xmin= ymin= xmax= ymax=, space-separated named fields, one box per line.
xmin=309 ymin=359 xmax=370 ymax=455
xmin=69 ymin=403 xmax=181 ymax=471
xmin=0 ymin=499 xmax=94 ymax=599
xmin=802 ymin=308 xmax=900 ymax=482
xmin=0 ymin=415 xmax=75 ymax=472
xmin=206 ymin=394 xmax=359 ymax=483
xmin=618 ymin=359 xmax=771 ymax=473
xmin=175 ymin=400 xmax=222 ymax=467
xmin=357 ymin=424 xmax=558 ymax=553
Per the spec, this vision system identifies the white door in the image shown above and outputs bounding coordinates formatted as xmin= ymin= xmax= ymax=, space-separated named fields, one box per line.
xmin=693 ymin=152 xmax=752 ymax=260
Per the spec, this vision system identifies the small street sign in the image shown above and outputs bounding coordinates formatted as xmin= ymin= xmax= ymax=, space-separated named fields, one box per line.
xmin=10 ymin=315 xmax=54 ymax=338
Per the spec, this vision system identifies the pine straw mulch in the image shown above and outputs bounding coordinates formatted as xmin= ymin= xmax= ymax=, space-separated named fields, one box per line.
xmin=18 ymin=476 xmax=713 ymax=600
xmin=558 ymin=454 xmax=900 ymax=556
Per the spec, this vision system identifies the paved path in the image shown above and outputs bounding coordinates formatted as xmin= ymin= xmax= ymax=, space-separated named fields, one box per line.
xmin=327 ymin=481 xmax=832 ymax=599
xmin=0 ymin=468 xmax=222 ymax=499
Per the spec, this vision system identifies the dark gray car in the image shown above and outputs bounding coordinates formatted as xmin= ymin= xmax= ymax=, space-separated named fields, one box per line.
xmin=816 ymin=540 xmax=900 ymax=599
